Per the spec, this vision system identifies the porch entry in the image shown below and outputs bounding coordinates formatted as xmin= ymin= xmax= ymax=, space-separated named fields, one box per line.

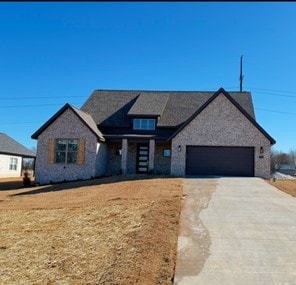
xmin=136 ymin=144 xmax=149 ymax=174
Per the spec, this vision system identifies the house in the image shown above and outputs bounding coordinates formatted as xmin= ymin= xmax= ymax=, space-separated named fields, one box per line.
xmin=0 ymin=133 xmax=36 ymax=178
xmin=274 ymin=164 xmax=296 ymax=176
xmin=32 ymin=88 xmax=276 ymax=185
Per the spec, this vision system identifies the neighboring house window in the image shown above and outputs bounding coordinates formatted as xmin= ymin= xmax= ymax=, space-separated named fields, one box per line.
xmin=133 ymin=118 xmax=156 ymax=130
xmin=9 ymin=158 xmax=18 ymax=170
xmin=55 ymin=139 xmax=78 ymax=164
xmin=116 ymin=149 xmax=122 ymax=156
xmin=163 ymin=149 xmax=171 ymax=157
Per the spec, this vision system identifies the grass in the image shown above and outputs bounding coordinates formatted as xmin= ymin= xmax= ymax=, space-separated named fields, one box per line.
xmin=0 ymin=176 xmax=183 ymax=284
xmin=3 ymin=174 xmax=294 ymax=284
xmin=268 ymin=179 xmax=296 ymax=197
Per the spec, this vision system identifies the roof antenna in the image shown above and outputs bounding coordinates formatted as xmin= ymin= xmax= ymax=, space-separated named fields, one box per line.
xmin=240 ymin=55 xmax=244 ymax=92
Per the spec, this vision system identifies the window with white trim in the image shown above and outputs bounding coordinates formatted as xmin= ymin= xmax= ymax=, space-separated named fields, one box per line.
xmin=9 ymin=157 xmax=18 ymax=171
xmin=133 ymin=118 xmax=156 ymax=130
xmin=55 ymin=139 xmax=78 ymax=164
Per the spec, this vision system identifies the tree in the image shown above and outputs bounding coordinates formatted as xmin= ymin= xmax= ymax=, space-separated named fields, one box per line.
xmin=22 ymin=158 xmax=34 ymax=172
xmin=270 ymin=148 xmax=290 ymax=173
xmin=289 ymin=148 xmax=296 ymax=168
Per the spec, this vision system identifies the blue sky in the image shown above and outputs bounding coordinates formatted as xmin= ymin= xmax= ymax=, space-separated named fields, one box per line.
xmin=0 ymin=2 xmax=296 ymax=153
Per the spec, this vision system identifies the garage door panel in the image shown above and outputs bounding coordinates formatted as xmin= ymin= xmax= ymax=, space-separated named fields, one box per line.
xmin=186 ymin=146 xmax=254 ymax=176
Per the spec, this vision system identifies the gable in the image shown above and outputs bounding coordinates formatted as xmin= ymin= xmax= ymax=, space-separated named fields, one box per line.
xmin=34 ymin=108 xmax=102 ymax=148
xmin=32 ymin=104 xmax=104 ymax=141
xmin=171 ymin=89 xmax=275 ymax=145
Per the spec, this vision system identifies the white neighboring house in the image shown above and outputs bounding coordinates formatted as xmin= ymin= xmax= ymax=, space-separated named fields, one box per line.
xmin=0 ymin=133 xmax=36 ymax=178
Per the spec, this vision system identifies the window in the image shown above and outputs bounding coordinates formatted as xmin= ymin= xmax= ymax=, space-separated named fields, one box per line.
xmin=9 ymin=158 xmax=18 ymax=170
xmin=55 ymin=139 xmax=78 ymax=164
xmin=163 ymin=149 xmax=171 ymax=157
xmin=116 ymin=149 xmax=122 ymax=156
xmin=133 ymin=118 xmax=156 ymax=130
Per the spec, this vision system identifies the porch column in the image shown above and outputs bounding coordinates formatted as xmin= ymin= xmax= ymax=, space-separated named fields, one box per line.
xmin=121 ymin=139 xmax=128 ymax=175
xmin=148 ymin=139 xmax=155 ymax=173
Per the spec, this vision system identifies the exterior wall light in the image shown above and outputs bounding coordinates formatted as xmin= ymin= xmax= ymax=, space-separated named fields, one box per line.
xmin=260 ymin=146 xmax=264 ymax=154
xmin=178 ymin=145 xmax=182 ymax=152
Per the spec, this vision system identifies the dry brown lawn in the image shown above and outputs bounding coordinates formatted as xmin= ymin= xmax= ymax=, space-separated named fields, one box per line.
xmin=0 ymin=176 xmax=183 ymax=284
xmin=268 ymin=178 xmax=296 ymax=197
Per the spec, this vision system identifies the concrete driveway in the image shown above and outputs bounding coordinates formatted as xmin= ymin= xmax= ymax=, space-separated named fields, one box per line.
xmin=174 ymin=178 xmax=296 ymax=285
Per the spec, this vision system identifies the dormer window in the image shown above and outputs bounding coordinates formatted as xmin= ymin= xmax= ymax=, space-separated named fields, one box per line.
xmin=133 ymin=118 xmax=156 ymax=130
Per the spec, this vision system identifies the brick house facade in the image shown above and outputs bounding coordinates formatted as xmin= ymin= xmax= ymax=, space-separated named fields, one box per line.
xmin=170 ymin=93 xmax=271 ymax=178
xmin=32 ymin=88 xmax=275 ymax=185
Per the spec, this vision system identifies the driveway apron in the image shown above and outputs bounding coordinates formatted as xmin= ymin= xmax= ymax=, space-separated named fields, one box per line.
xmin=174 ymin=177 xmax=296 ymax=285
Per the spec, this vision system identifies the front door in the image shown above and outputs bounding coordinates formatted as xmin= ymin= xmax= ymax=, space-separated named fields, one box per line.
xmin=137 ymin=144 xmax=149 ymax=174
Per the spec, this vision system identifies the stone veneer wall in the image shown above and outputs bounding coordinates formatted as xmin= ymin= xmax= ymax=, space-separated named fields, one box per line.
xmin=106 ymin=141 xmax=171 ymax=175
xmin=105 ymin=141 xmax=138 ymax=175
xmin=127 ymin=142 xmax=137 ymax=174
xmin=154 ymin=143 xmax=171 ymax=175
xmin=35 ymin=108 xmax=102 ymax=184
xmin=106 ymin=142 xmax=137 ymax=175
xmin=171 ymin=93 xmax=272 ymax=179
xmin=106 ymin=142 xmax=122 ymax=175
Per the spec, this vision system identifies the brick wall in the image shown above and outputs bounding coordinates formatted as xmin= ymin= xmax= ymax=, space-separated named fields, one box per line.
xmin=35 ymin=108 xmax=102 ymax=184
xmin=106 ymin=141 xmax=171 ymax=175
xmin=127 ymin=142 xmax=137 ymax=174
xmin=154 ymin=143 xmax=171 ymax=175
xmin=106 ymin=142 xmax=123 ymax=175
xmin=171 ymin=93 xmax=272 ymax=178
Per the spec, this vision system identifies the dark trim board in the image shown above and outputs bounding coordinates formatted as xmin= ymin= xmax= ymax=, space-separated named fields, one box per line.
xmin=185 ymin=146 xmax=255 ymax=177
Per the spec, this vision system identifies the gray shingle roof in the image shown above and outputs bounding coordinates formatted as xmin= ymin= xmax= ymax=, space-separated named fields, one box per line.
xmin=127 ymin=93 xmax=169 ymax=117
xmin=81 ymin=91 xmax=138 ymax=128
xmin=0 ymin=133 xmax=36 ymax=157
xmin=31 ymin=88 xmax=275 ymax=145
xmin=81 ymin=89 xmax=255 ymax=128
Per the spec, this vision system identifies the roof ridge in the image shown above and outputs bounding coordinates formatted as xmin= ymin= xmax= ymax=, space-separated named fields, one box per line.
xmin=93 ymin=89 xmax=251 ymax=93
xmin=71 ymin=107 xmax=105 ymax=142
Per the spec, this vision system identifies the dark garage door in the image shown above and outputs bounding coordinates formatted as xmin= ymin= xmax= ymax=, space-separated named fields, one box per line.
xmin=186 ymin=146 xmax=254 ymax=177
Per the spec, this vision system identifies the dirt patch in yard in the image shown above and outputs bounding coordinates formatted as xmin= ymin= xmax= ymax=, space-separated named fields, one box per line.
xmin=268 ymin=179 xmax=296 ymax=197
xmin=0 ymin=176 xmax=183 ymax=284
